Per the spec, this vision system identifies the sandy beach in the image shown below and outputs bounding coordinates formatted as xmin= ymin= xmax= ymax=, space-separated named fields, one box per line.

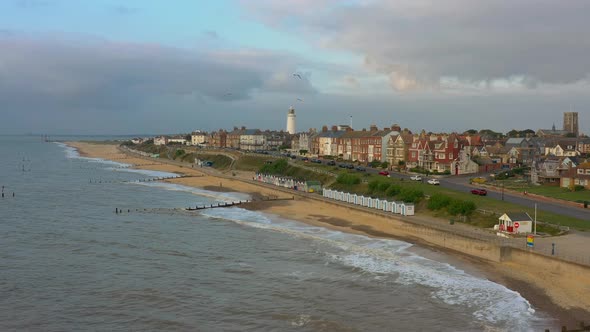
xmin=67 ymin=141 xmax=590 ymax=326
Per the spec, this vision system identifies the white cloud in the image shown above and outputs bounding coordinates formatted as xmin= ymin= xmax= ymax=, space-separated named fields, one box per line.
xmin=241 ymin=0 xmax=590 ymax=91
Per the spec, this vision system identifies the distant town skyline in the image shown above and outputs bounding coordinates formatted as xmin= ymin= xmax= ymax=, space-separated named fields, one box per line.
xmin=1 ymin=0 xmax=589 ymax=135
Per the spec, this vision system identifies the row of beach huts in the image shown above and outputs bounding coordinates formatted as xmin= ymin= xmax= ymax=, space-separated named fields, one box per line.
xmin=322 ymin=189 xmax=415 ymax=216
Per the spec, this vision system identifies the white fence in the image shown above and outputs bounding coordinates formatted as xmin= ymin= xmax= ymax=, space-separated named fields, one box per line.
xmin=322 ymin=189 xmax=414 ymax=216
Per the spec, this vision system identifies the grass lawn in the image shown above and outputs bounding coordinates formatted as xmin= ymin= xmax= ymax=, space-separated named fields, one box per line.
xmin=235 ymin=155 xmax=272 ymax=171
xmin=492 ymin=178 xmax=590 ymax=202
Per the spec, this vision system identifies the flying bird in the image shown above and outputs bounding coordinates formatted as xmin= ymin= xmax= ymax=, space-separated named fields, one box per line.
xmin=296 ymin=98 xmax=304 ymax=102
xmin=224 ymin=92 xmax=232 ymax=96
xmin=293 ymin=73 xmax=302 ymax=79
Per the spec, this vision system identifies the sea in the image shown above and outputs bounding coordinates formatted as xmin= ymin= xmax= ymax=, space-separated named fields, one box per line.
xmin=0 ymin=135 xmax=558 ymax=331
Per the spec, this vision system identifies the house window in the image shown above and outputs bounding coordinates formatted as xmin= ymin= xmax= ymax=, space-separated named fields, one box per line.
xmin=578 ymin=169 xmax=584 ymax=174
xmin=448 ymin=153 xmax=453 ymax=159
xmin=586 ymin=169 xmax=590 ymax=174
xmin=412 ymin=152 xmax=417 ymax=158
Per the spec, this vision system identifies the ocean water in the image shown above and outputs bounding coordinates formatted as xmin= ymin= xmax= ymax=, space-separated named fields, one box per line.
xmin=0 ymin=136 xmax=557 ymax=331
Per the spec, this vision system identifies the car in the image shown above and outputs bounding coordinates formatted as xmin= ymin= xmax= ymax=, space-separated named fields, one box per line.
xmin=355 ymin=166 xmax=366 ymax=171
xmin=378 ymin=171 xmax=390 ymax=176
xmin=326 ymin=160 xmax=336 ymax=166
xmin=410 ymin=175 xmax=422 ymax=181
xmin=470 ymin=188 xmax=487 ymax=196
xmin=302 ymin=157 xmax=309 ymax=162
xmin=290 ymin=155 xmax=297 ymax=159
xmin=346 ymin=164 xmax=355 ymax=169
xmin=427 ymin=179 xmax=440 ymax=185
xmin=338 ymin=163 xmax=347 ymax=168
xmin=313 ymin=159 xmax=323 ymax=164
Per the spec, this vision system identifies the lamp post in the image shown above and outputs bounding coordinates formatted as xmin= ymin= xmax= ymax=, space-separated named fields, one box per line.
xmin=501 ymin=172 xmax=508 ymax=201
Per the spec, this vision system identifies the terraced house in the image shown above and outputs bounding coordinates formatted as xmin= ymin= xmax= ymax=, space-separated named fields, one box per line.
xmin=336 ymin=125 xmax=397 ymax=162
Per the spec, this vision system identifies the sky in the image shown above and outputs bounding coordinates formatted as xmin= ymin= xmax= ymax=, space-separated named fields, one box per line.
xmin=1 ymin=0 xmax=589 ymax=135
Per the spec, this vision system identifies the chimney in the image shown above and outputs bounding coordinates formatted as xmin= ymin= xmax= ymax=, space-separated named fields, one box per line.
xmin=370 ymin=124 xmax=378 ymax=132
xmin=392 ymin=124 xmax=401 ymax=132
xmin=233 ymin=126 xmax=238 ymax=131
xmin=331 ymin=125 xmax=338 ymax=132
xmin=322 ymin=125 xmax=328 ymax=132
xmin=241 ymin=126 xmax=246 ymax=130
xmin=362 ymin=128 xmax=367 ymax=132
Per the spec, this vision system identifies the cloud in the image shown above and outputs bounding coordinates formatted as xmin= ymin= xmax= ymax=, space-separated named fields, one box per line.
xmin=241 ymin=0 xmax=590 ymax=91
xmin=0 ymin=34 xmax=316 ymax=115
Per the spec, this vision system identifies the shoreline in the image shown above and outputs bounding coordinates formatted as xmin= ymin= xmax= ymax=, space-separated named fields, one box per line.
xmin=65 ymin=141 xmax=590 ymax=327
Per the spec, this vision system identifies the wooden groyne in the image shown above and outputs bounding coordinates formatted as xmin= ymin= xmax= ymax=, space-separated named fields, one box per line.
xmin=89 ymin=174 xmax=201 ymax=184
xmin=113 ymin=196 xmax=294 ymax=214
xmin=186 ymin=200 xmax=249 ymax=211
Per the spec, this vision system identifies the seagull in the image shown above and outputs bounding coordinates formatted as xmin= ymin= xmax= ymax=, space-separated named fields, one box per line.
xmin=224 ymin=92 xmax=232 ymax=96
xmin=293 ymin=73 xmax=302 ymax=79
xmin=296 ymin=98 xmax=304 ymax=102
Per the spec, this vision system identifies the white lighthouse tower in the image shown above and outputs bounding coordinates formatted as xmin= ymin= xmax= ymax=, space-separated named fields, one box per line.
xmin=286 ymin=106 xmax=296 ymax=134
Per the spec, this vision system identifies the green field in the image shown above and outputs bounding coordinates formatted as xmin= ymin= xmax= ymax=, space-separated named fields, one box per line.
xmin=492 ymin=178 xmax=589 ymax=202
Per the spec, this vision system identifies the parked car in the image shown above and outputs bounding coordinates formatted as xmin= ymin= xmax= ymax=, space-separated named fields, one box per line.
xmin=355 ymin=166 xmax=366 ymax=171
xmin=338 ymin=163 xmax=347 ymax=168
xmin=326 ymin=160 xmax=336 ymax=166
xmin=378 ymin=171 xmax=390 ymax=176
xmin=346 ymin=164 xmax=355 ymax=169
xmin=290 ymin=155 xmax=297 ymax=159
xmin=302 ymin=157 xmax=309 ymax=162
xmin=410 ymin=175 xmax=422 ymax=181
xmin=470 ymin=188 xmax=487 ymax=196
xmin=427 ymin=178 xmax=440 ymax=185
xmin=313 ymin=159 xmax=323 ymax=164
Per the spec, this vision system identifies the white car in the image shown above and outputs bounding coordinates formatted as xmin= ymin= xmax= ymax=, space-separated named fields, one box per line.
xmin=410 ymin=175 xmax=422 ymax=181
xmin=427 ymin=178 xmax=440 ymax=185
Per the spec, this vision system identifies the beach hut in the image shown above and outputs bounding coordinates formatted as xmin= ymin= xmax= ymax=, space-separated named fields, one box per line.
xmin=395 ymin=201 xmax=404 ymax=214
xmin=348 ymin=193 xmax=354 ymax=204
xmin=354 ymin=194 xmax=360 ymax=205
xmin=358 ymin=196 xmax=365 ymax=206
xmin=364 ymin=197 xmax=371 ymax=207
xmin=387 ymin=201 xmax=395 ymax=213
xmin=401 ymin=203 xmax=415 ymax=216
xmin=497 ymin=213 xmax=533 ymax=234
xmin=381 ymin=200 xmax=388 ymax=211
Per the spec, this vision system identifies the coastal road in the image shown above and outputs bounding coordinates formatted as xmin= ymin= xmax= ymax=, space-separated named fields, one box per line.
xmin=438 ymin=177 xmax=590 ymax=221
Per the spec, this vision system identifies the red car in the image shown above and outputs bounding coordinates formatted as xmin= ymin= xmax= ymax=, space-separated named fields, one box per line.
xmin=378 ymin=171 xmax=390 ymax=176
xmin=470 ymin=188 xmax=487 ymax=196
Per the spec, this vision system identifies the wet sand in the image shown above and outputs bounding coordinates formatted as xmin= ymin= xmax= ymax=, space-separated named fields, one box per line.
xmin=66 ymin=141 xmax=590 ymax=327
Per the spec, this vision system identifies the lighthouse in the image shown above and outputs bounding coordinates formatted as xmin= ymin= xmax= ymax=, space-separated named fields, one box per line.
xmin=286 ymin=106 xmax=296 ymax=134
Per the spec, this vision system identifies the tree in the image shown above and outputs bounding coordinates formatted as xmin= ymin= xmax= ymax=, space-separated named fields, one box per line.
xmin=299 ymin=149 xmax=308 ymax=155
xmin=464 ymin=129 xmax=478 ymax=135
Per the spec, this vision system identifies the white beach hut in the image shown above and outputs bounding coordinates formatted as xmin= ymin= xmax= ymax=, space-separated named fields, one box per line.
xmin=395 ymin=201 xmax=404 ymax=214
xmin=401 ymin=203 xmax=415 ymax=216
